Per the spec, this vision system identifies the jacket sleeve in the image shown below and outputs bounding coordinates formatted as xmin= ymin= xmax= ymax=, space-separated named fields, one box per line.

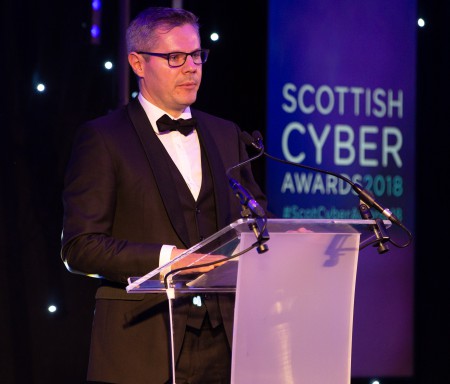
xmin=61 ymin=122 xmax=162 ymax=284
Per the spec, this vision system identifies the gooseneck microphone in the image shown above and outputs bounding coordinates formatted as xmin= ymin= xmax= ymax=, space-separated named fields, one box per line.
xmin=225 ymin=135 xmax=269 ymax=253
xmin=240 ymin=130 xmax=412 ymax=248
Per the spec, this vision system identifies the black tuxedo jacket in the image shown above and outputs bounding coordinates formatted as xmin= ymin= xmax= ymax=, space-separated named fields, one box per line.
xmin=61 ymin=98 xmax=268 ymax=383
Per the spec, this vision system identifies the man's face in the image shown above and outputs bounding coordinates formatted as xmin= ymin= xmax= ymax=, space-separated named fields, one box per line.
xmin=138 ymin=24 xmax=202 ymax=117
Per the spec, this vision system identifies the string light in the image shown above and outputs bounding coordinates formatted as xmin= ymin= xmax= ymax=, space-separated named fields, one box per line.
xmin=48 ymin=305 xmax=57 ymax=313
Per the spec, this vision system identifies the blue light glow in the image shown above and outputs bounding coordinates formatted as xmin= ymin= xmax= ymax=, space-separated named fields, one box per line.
xmin=92 ymin=0 xmax=101 ymax=11
xmin=91 ymin=24 xmax=100 ymax=38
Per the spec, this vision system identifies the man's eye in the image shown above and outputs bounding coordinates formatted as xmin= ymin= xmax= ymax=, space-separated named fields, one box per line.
xmin=169 ymin=53 xmax=183 ymax=62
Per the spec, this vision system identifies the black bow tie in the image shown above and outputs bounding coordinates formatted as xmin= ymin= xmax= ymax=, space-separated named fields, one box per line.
xmin=156 ymin=114 xmax=197 ymax=136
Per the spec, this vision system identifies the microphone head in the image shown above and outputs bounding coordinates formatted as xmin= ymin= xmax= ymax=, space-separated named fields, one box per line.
xmin=240 ymin=131 xmax=263 ymax=151
xmin=251 ymin=131 xmax=264 ymax=151
xmin=252 ymin=131 xmax=263 ymax=141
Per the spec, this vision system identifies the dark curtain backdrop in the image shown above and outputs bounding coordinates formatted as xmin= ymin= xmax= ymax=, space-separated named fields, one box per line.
xmin=0 ymin=0 xmax=448 ymax=383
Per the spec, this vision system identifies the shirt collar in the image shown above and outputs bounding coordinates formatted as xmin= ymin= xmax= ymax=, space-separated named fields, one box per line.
xmin=137 ymin=93 xmax=192 ymax=134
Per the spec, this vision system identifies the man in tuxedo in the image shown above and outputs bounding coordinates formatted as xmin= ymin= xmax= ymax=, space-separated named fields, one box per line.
xmin=61 ymin=6 xmax=269 ymax=384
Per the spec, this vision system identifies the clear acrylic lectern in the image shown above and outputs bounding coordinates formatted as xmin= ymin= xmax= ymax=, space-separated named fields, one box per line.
xmin=126 ymin=218 xmax=391 ymax=384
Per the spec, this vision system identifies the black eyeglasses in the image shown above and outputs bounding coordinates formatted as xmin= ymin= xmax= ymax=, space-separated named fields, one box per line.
xmin=136 ymin=49 xmax=210 ymax=68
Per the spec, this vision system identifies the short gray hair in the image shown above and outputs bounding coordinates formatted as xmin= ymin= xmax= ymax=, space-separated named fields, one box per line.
xmin=126 ymin=7 xmax=200 ymax=53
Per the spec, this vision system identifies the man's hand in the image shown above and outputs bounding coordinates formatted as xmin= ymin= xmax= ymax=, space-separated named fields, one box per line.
xmin=170 ymin=249 xmax=227 ymax=275
xmin=287 ymin=227 xmax=314 ymax=233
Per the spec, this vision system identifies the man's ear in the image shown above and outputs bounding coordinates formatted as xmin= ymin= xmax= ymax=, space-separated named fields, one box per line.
xmin=128 ymin=52 xmax=144 ymax=77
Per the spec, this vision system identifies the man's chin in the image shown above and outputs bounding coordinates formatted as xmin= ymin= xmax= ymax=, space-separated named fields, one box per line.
xmin=178 ymin=95 xmax=197 ymax=107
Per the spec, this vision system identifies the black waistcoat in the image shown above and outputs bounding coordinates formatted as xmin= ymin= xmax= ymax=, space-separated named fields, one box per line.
xmin=175 ymin=147 xmax=218 ymax=247
xmin=165 ymin=140 xmax=223 ymax=329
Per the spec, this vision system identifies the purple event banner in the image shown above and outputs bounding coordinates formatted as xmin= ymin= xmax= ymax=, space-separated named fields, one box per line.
xmin=266 ymin=0 xmax=416 ymax=377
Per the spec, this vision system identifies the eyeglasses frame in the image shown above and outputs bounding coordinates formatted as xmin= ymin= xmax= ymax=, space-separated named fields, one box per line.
xmin=135 ymin=49 xmax=210 ymax=68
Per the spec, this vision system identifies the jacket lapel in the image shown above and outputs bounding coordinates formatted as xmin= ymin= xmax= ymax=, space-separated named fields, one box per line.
xmin=127 ymin=99 xmax=191 ymax=247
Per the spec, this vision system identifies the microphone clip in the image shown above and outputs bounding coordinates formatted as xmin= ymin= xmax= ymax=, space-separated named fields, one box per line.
xmin=249 ymin=216 xmax=270 ymax=254
xmin=359 ymin=202 xmax=390 ymax=254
